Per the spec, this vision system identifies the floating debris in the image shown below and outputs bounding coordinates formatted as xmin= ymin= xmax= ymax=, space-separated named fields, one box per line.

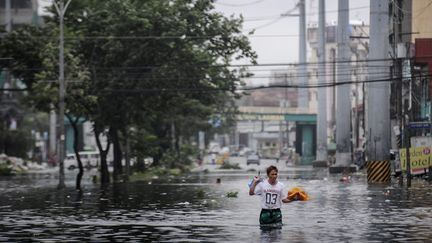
xmin=226 ymin=191 xmax=238 ymax=198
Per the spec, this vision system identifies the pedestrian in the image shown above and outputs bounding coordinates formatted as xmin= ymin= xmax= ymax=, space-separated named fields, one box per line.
xmin=197 ymin=154 xmax=203 ymax=166
xmin=249 ymin=165 xmax=294 ymax=227
xmin=211 ymin=153 xmax=216 ymax=165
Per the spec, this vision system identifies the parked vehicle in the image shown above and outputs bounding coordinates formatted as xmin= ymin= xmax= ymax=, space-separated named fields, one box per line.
xmin=64 ymin=151 xmax=100 ymax=170
xmin=208 ymin=142 xmax=221 ymax=154
xmin=259 ymin=143 xmax=280 ymax=159
xmin=239 ymin=147 xmax=253 ymax=157
xmin=246 ymin=153 xmax=260 ymax=165
xmin=279 ymin=148 xmax=296 ymax=166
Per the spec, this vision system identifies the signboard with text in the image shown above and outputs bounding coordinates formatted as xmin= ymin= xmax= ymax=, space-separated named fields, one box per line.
xmin=399 ymin=146 xmax=432 ymax=171
xmin=408 ymin=122 xmax=432 ymax=129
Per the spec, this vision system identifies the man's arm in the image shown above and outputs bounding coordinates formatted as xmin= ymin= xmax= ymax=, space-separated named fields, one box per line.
xmin=249 ymin=177 xmax=260 ymax=195
xmin=282 ymin=187 xmax=295 ymax=203
xmin=282 ymin=197 xmax=295 ymax=203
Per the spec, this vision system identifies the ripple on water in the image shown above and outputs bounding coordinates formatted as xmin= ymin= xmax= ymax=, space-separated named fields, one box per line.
xmin=2 ymin=173 xmax=432 ymax=241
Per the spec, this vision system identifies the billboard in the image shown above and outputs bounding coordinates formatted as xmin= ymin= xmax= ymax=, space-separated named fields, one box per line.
xmin=399 ymin=146 xmax=432 ymax=171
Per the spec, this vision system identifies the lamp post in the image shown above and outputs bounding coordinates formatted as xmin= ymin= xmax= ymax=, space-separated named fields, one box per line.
xmin=53 ymin=0 xmax=72 ymax=189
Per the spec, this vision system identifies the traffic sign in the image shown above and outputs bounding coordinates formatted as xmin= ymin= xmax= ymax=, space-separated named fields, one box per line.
xmin=408 ymin=122 xmax=432 ymax=129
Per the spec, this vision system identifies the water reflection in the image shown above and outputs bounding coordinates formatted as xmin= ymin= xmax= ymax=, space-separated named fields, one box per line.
xmin=1 ymin=169 xmax=432 ymax=242
xmin=260 ymin=228 xmax=282 ymax=243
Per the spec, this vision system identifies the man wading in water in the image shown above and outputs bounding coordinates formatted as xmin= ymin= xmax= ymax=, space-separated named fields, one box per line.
xmin=249 ymin=165 xmax=294 ymax=227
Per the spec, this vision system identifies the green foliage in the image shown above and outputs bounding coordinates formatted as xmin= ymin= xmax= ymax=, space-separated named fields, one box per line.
xmin=0 ymin=0 xmax=256 ymax=173
xmin=0 ymin=111 xmax=47 ymax=160
xmin=160 ymin=144 xmax=199 ymax=170
xmin=196 ymin=189 xmax=206 ymax=199
xmin=219 ymin=162 xmax=241 ymax=170
xmin=0 ymin=130 xmax=33 ymax=159
xmin=226 ymin=191 xmax=238 ymax=198
xmin=0 ymin=164 xmax=14 ymax=176
xmin=129 ymin=128 xmax=160 ymax=161
xmin=129 ymin=166 xmax=182 ymax=181
xmin=0 ymin=25 xmax=47 ymax=90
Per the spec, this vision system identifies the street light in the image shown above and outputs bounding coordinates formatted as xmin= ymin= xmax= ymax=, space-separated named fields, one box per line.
xmin=53 ymin=0 xmax=72 ymax=189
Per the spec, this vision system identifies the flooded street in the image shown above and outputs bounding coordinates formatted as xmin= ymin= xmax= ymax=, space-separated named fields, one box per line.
xmin=1 ymin=167 xmax=432 ymax=242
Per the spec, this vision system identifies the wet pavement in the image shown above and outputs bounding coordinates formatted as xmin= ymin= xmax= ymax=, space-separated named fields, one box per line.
xmin=1 ymin=165 xmax=432 ymax=242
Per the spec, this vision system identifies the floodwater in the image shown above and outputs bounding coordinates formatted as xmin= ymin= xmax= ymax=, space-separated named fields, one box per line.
xmin=1 ymin=167 xmax=432 ymax=242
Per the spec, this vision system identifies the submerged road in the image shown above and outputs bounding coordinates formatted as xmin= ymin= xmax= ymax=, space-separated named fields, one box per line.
xmin=0 ymin=160 xmax=432 ymax=242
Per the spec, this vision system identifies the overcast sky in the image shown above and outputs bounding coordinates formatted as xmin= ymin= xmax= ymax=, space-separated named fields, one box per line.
xmin=215 ymin=0 xmax=370 ymax=65
xmin=38 ymin=0 xmax=371 ymax=85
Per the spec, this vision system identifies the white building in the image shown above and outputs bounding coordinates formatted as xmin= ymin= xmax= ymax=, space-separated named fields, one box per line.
xmin=307 ymin=21 xmax=369 ymax=151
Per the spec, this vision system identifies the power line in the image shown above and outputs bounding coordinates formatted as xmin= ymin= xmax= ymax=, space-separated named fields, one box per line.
xmin=215 ymin=0 xmax=265 ymax=7
xmin=0 ymin=64 xmax=407 ymax=83
xmin=2 ymin=54 xmax=419 ymax=70
xmin=306 ymin=5 xmax=369 ymax=16
xmin=4 ymin=72 xmax=428 ymax=93
xmin=240 ymin=5 xmax=369 ymax=21
xmin=413 ymin=0 xmax=432 ymax=19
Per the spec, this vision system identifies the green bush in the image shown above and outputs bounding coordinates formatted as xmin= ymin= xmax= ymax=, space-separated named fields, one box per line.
xmin=219 ymin=162 xmax=241 ymax=169
xmin=0 ymin=130 xmax=32 ymax=159
xmin=130 ymin=166 xmax=184 ymax=181
xmin=226 ymin=191 xmax=238 ymax=198
xmin=160 ymin=145 xmax=199 ymax=171
xmin=0 ymin=164 xmax=14 ymax=176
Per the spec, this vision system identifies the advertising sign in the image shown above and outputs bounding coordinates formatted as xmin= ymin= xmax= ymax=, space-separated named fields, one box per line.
xmin=399 ymin=146 xmax=432 ymax=171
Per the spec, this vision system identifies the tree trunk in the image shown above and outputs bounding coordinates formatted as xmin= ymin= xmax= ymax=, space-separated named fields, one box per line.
xmin=72 ymin=119 xmax=84 ymax=190
xmin=122 ymin=128 xmax=131 ymax=180
xmin=174 ymin=122 xmax=180 ymax=168
xmin=110 ymin=127 xmax=123 ymax=182
xmin=151 ymin=122 xmax=170 ymax=167
xmin=65 ymin=114 xmax=84 ymax=191
xmin=94 ymin=127 xmax=111 ymax=184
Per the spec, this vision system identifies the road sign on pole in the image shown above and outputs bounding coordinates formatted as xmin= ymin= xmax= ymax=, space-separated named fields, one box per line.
xmin=408 ymin=122 xmax=432 ymax=129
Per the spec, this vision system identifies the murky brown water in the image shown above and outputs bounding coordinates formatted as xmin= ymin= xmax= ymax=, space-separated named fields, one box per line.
xmin=1 ymin=168 xmax=432 ymax=242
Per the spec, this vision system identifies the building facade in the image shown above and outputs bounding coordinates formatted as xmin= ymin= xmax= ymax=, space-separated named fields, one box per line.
xmin=307 ymin=21 xmax=369 ymax=154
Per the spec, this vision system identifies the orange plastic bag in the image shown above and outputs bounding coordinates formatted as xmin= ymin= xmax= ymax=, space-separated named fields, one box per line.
xmin=287 ymin=187 xmax=309 ymax=201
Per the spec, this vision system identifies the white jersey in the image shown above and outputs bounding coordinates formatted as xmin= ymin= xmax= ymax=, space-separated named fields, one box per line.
xmin=254 ymin=180 xmax=285 ymax=209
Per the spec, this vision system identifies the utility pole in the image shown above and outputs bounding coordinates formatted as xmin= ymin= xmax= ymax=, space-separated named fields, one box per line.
xmin=285 ymin=74 xmax=289 ymax=149
xmin=298 ymin=0 xmax=308 ymax=109
xmin=49 ymin=106 xmax=56 ymax=159
xmin=53 ymin=0 xmax=72 ymax=189
xmin=5 ymin=0 xmax=11 ymax=32
xmin=331 ymin=0 xmax=352 ymax=172
xmin=366 ymin=0 xmax=390 ymax=161
xmin=316 ymin=0 xmax=327 ymax=161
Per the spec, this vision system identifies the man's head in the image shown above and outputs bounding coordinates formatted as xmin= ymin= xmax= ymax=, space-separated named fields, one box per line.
xmin=266 ymin=165 xmax=278 ymax=184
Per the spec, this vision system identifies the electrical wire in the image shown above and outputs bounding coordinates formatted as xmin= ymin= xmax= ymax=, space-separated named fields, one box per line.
xmin=2 ymin=72 xmax=430 ymax=93
xmin=306 ymin=5 xmax=369 ymax=16
xmin=413 ymin=0 xmax=432 ymax=19
xmin=392 ymin=0 xmax=411 ymax=14
xmin=1 ymin=55 xmax=416 ymax=70
xmin=215 ymin=0 xmax=265 ymax=7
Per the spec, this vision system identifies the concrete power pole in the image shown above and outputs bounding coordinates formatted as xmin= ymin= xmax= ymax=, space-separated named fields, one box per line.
xmin=49 ymin=107 xmax=56 ymax=158
xmin=316 ymin=0 xmax=327 ymax=161
xmin=332 ymin=0 xmax=352 ymax=172
xmin=5 ymin=0 xmax=11 ymax=32
xmin=367 ymin=0 xmax=390 ymax=161
xmin=298 ymin=0 xmax=308 ymax=108
xmin=53 ymin=0 xmax=72 ymax=189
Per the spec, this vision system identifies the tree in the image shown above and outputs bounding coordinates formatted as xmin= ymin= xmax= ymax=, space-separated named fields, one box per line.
xmin=0 ymin=23 xmax=92 ymax=189
xmin=0 ymin=0 xmax=257 ymax=184
xmin=66 ymin=0 xmax=256 ymax=168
